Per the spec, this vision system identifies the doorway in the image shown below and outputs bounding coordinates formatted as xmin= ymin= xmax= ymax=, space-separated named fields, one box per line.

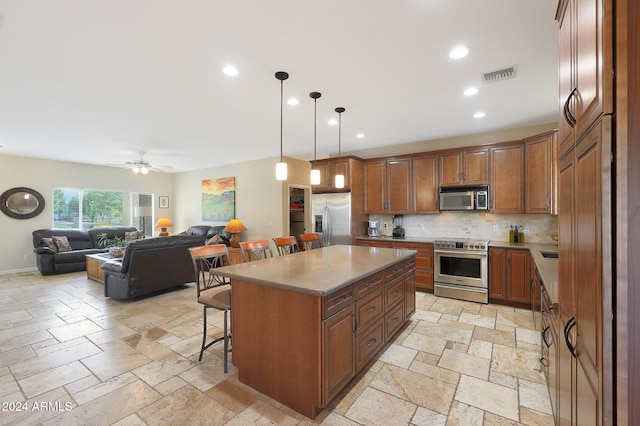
xmin=288 ymin=185 xmax=310 ymax=237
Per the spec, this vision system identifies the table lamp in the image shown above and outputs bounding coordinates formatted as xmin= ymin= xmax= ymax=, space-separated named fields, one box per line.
xmin=224 ymin=219 xmax=247 ymax=248
xmin=155 ymin=217 xmax=173 ymax=237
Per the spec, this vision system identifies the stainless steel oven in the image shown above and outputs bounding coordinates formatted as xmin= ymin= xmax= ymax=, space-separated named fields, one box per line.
xmin=434 ymin=239 xmax=489 ymax=304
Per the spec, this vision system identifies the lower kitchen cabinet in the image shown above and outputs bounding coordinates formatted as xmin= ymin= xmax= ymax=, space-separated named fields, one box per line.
xmin=488 ymin=247 xmax=531 ymax=307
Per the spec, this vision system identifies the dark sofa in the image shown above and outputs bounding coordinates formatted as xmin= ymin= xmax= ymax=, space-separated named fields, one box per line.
xmin=181 ymin=225 xmax=231 ymax=245
xmin=32 ymin=226 xmax=138 ymax=275
xmin=101 ymin=235 xmax=205 ymax=299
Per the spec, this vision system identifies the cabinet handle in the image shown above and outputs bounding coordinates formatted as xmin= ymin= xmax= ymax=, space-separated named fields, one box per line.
xmin=540 ymin=357 xmax=549 ymax=367
xmin=392 ymin=317 xmax=400 ymax=323
xmin=529 ymin=278 xmax=534 ymax=292
xmin=367 ymin=306 xmax=376 ymax=314
xmin=331 ymin=295 xmax=346 ymax=306
xmin=392 ymin=290 xmax=400 ymax=295
xmin=563 ymin=87 xmax=577 ymax=127
xmin=541 ymin=326 xmax=551 ymax=347
xmin=547 ymin=197 xmax=551 ymax=209
xmin=563 ymin=316 xmax=577 ymax=358
xmin=353 ymin=315 xmax=357 ymax=332
xmin=367 ymin=338 xmax=377 ymax=348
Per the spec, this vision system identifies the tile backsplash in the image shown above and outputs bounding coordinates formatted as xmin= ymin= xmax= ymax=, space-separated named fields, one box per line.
xmin=369 ymin=212 xmax=558 ymax=244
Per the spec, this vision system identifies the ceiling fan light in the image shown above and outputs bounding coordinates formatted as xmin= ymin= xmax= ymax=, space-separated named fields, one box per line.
xmin=132 ymin=166 xmax=140 ymax=174
xmin=141 ymin=167 xmax=149 ymax=175
xmin=310 ymin=168 xmax=321 ymax=185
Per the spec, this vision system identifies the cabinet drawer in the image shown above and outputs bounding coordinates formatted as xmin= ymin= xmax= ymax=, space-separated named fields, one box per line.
xmin=416 ymin=252 xmax=433 ymax=270
xmin=323 ymin=284 xmax=355 ymax=319
xmin=385 ymin=276 xmax=404 ymax=308
xmin=385 ymin=262 xmax=405 ymax=282
xmin=356 ymin=287 xmax=384 ymax=335
xmin=355 ymin=271 xmax=384 ymax=299
xmin=385 ymin=301 xmax=404 ymax=340
xmin=356 ymin=320 xmax=384 ymax=371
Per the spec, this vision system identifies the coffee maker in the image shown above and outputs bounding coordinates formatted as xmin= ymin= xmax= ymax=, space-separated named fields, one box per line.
xmin=367 ymin=220 xmax=380 ymax=237
xmin=392 ymin=215 xmax=405 ymax=238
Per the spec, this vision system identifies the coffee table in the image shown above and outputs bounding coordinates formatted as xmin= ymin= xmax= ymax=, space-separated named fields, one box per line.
xmin=86 ymin=253 xmax=121 ymax=283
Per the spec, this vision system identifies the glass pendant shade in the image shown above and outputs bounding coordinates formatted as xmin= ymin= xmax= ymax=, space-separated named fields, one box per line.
xmin=335 ymin=174 xmax=345 ymax=189
xmin=310 ymin=168 xmax=321 ymax=185
xmin=276 ymin=162 xmax=288 ymax=181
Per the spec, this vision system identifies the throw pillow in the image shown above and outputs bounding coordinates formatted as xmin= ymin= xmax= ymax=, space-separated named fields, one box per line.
xmin=52 ymin=236 xmax=72 ymax=252
xmin=205 ymin=234 xmax=224 ymax=245
xmin=125 ymin=231 xmax=139 ymax=242
xmin=137 ymin=230 xmax=144 ymax=239
xmin=42 ymin=237 xmax=58 ymax=252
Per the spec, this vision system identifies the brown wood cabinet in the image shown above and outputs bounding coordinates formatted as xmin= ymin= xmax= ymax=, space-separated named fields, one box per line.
xmin=554 ymin=0 xmax=613 ymax=422
xmin=313 ymin=157 xmax=359 ymax=192
xmin=412 ymin=154 xmax=439 ymax=213
xmin=524 ymin=131 xmax=557 ymax=214
xmin=363 ymin=158 xmax=412 ymax=213
xmin=490 ymin=143 xmax=524 ymax=213
xmin=488 ymin=247 xmax=531 ymax=307
xmin=439 ymin=148 xmax=489 ymax=186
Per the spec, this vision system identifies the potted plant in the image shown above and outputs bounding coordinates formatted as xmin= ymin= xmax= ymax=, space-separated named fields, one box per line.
xmin=98 ymin=233 xmax=128 ymax=257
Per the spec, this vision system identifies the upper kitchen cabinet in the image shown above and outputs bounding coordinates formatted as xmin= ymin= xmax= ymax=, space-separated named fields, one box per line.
xmin=313 ymin=157 xmax=362 ymax=193
xmin=412 ymin=154 xmax=439 ymax=213
xmin=557 ymin=0 xmax=613 ymax=158
xmin=490 ymin=142 xmax=524 ymax=213
xmin=524 ymin=131 xmax=558 ymax=214
xmin=363 ymin=158 xmax=412 ymax=214
xmin=439 ymin=148 xmax=489 ymax=186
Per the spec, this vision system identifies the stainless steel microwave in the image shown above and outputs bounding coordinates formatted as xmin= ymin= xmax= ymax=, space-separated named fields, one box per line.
xmin=439 ymin=185 xmax=490 ymax=211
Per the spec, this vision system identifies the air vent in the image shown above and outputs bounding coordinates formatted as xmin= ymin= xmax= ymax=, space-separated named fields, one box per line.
xmin=482 ymin=65 xmax=518 ymax=83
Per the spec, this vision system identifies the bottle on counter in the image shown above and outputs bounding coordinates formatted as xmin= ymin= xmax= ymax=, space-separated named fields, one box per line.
xmin=509 ymin=225 xmax=514 ymax=243
xmin=518 ymin=225 xmax=525 ymax=243
xmin=513 ymin=225 xmax=519 ymax=243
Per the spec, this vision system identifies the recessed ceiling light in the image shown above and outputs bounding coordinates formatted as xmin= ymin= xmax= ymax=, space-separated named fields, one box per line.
xmin=287 ymin=98 xmax=299 ymax=106
xmin=449 ymin=46 xmax=470 ymax=59
xmin=464 ymin=87 xmax=479 ymax=96
xmin=473 ymin=112 xmax=486 ymax=118
xmin=356 ymin=133 xmax=365 ymax=138
xmin=222 ymin=65 xmax=239 ymax=76
xmin=328 ymin=119 xmax=338 ymax=125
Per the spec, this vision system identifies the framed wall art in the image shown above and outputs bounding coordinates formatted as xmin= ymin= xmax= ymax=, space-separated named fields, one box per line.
xmin=159 ymin=196 xmax=169 ymax=209
xmin=201 ymin=177 xmax=235 ymax=221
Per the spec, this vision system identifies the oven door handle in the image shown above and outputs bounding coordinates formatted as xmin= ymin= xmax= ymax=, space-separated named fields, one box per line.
xmin=434 ymin=249 xmax=487 ymax=258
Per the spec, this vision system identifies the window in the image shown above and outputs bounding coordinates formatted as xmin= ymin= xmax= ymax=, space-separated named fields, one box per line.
xmin=52 ymin=188 xmax=153 ymax=235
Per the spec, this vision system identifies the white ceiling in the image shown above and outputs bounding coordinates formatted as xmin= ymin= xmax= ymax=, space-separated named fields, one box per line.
xmin=0 ymin=0 xmax=559 ymax=173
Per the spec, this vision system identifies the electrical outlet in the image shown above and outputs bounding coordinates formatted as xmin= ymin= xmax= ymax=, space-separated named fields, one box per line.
xmin=23 ymin=254 xmax=29 ymax=261
xmin=418 ymin=223 xmax=425 ymax=230
xmin=493 ymin=225 xmax=500 ymax=232
xmin=524 ymin=226 xmax=530 ymax=234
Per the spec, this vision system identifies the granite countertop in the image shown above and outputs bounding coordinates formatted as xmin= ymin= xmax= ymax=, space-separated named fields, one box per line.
xmin=214 ymin=244 xmax=417 ymax=297
xmin=356 ymin=236 xmax=435 ymax=244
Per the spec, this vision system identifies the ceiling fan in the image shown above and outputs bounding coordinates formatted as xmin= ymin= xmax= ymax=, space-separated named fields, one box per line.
xmin=109 ymin=151 xmax=174 ymax=175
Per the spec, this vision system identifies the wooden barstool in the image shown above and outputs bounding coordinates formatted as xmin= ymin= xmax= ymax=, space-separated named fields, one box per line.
xmin=238 ymin=240 xmax=274 ymax=262
xmin=273 ymin=236 xmax=301 ymax=256
xmin=298 ymin=233 xmax=324 ymax=251
xmin=188 ymin=244 xmax=232 ymax=371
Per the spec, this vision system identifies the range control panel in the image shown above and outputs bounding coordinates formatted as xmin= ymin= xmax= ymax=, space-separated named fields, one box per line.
xmin=434 ymin=239 xmax=489 ymax=252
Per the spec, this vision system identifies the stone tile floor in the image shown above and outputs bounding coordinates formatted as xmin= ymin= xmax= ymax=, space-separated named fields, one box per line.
xmin=0 ymin=271 xmax=553 ymax=425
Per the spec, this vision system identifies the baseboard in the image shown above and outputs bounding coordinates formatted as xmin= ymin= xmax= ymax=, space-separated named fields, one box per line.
xmin=0 ymin=266 xmax=38 ymax=275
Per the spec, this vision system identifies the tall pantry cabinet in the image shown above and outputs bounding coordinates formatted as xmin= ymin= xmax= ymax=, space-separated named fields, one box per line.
xmin=555 ymin=0 xmax=614 ymax=424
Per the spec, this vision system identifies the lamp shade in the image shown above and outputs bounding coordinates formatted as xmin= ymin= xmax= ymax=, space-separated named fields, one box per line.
xmin=155 ymin=217 xmax=173 ymax=228
xmin=223 ymin=219 xmax=247 ymax=233
xmin=310 ymin=168 xmax=321 ymax=185
xmin=134 ymin=206 xmax=152 ymax=217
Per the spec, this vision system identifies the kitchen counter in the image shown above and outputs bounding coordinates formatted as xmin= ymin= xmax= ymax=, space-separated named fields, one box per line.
xmin=214 ymin=244 xmax=416 ymax=296
xmin=356 ymin=236 xmax=559 ymax=303
xmin=216 ymin=244 xmax=417 ymax=419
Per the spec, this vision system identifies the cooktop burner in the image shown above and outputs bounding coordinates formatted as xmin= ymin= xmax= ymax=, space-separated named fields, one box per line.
xmin=434 ymin=238 xmax=490 ymax=251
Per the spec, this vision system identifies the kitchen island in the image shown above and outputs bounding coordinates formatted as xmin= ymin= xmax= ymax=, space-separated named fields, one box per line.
xmin=214 ymin=244 xmax=417 ymax=419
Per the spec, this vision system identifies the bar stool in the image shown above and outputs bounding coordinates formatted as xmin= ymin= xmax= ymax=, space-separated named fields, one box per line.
xmin=188 ymin=244 xmax=232 ymax=372
xmin=298 ymin=233 xmax=324 ymax=251
xmin=238 ymin=240 xmax=273 ymax=262
xmin=273 ymin=236 xmax=300 ymax=256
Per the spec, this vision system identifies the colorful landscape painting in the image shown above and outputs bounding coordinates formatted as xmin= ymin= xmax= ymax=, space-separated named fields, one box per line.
xmin=202 ymin=177 xmax=235 ymax=221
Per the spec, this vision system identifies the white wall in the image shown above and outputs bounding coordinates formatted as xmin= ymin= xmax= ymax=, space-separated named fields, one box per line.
xmin=0 ymin=154 xmax=173 ymax=273
xmin=172 ymin=156 xmax=311 ymax=244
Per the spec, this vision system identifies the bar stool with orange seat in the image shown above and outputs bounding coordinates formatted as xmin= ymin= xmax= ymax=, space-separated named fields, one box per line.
xmin=298 ymin=233 xmax=324 ymax=251
xmin=188 ymin=244 xmax=232 ymax=371
xmin=272 ymin=236 xmax=301 ymax=256
xmin=238 ymin=239 xmax=274 ymax=262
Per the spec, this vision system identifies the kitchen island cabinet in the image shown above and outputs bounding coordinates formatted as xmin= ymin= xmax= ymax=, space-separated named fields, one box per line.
xmin=214 ymin=245 xmax=416 ymax=419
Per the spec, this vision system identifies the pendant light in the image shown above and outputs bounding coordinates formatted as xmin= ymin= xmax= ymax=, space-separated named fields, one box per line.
xmin=309 ymin=92 xmax=322 ymax=185
xmin=334 ymin=107 xmax=345 ymax=189
xmin=275 ymin=71 xmax=289 ymax=181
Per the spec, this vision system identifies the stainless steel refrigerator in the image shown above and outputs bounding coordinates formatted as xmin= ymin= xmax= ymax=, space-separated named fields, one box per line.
xmin=312 ymin=192 xmax=352 ymax=246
